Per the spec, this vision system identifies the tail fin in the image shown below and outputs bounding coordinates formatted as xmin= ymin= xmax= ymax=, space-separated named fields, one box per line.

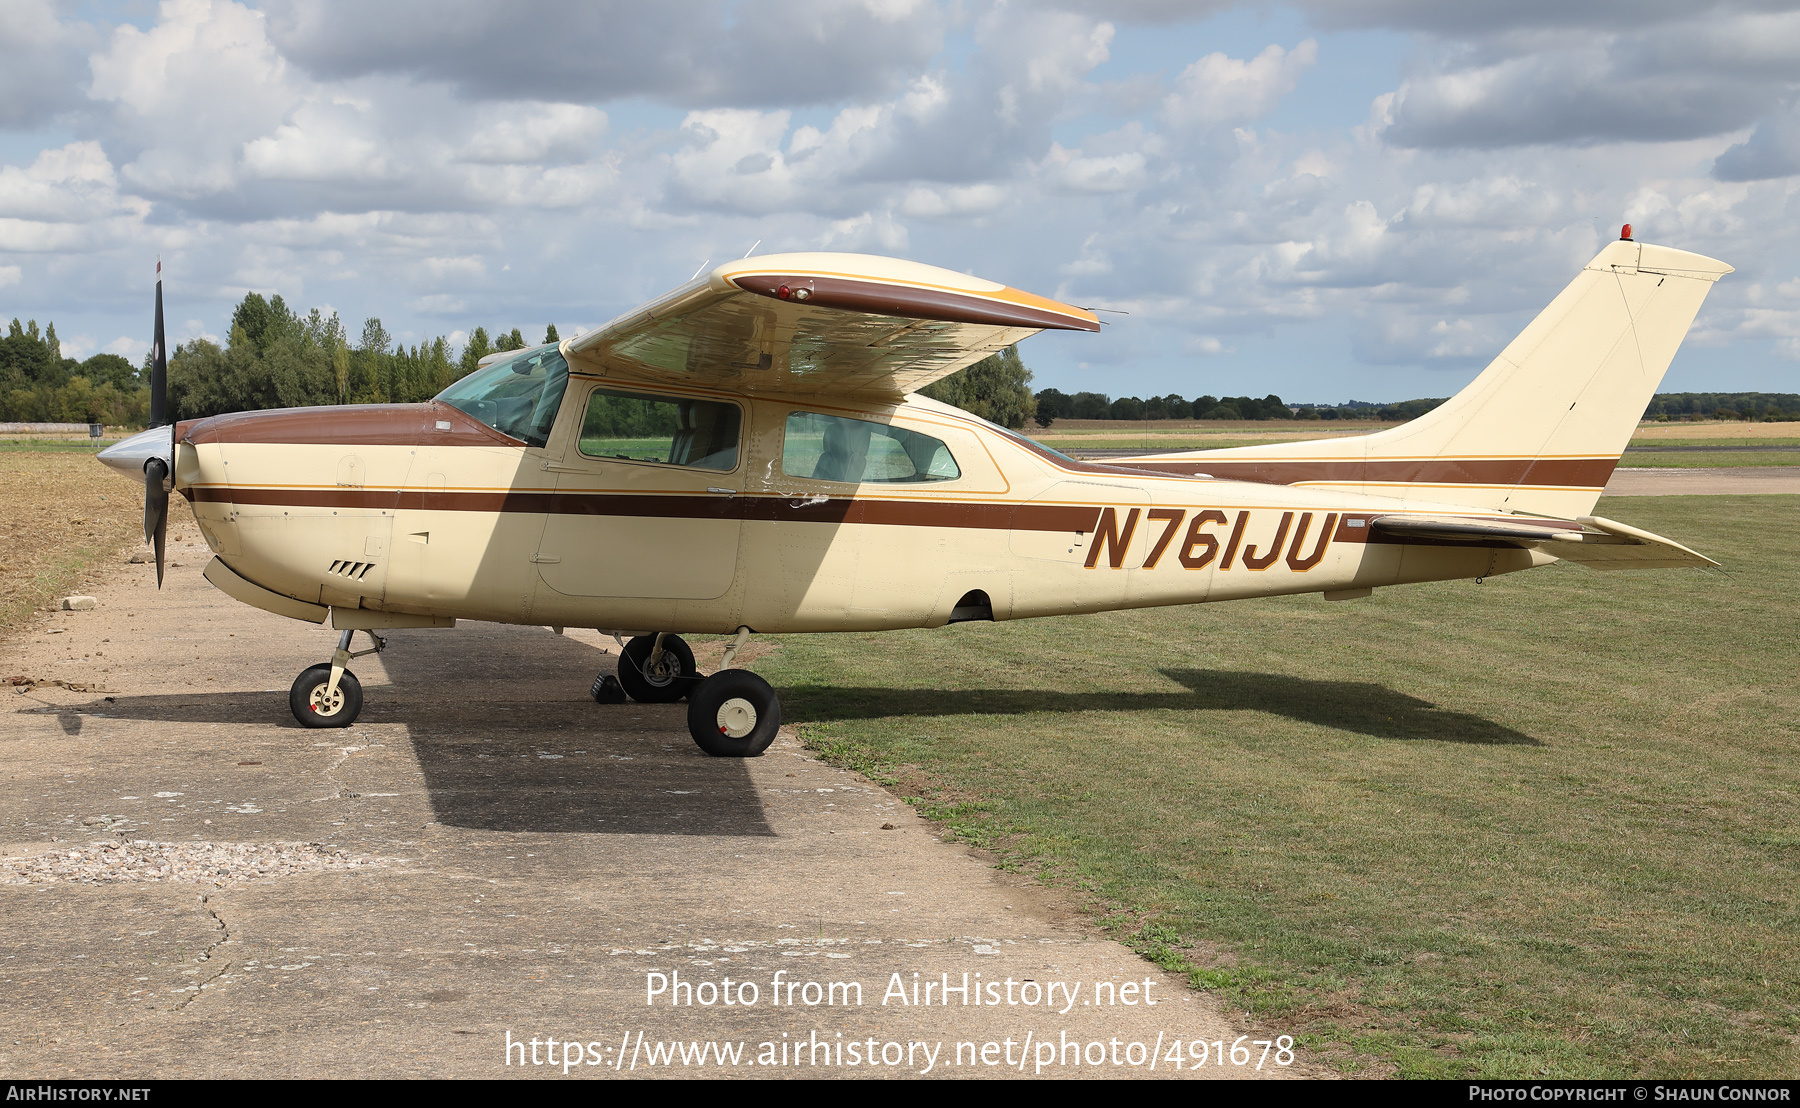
xmin=1126 ymin=237 xmax=1732 ymax=517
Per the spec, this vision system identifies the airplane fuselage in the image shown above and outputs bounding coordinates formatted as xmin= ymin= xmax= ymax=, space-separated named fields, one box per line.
xmin=171 ymin=381 xmax=1551 ymax=638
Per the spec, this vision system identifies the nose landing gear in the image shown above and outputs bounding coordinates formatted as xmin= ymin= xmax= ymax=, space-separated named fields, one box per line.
xmin=289 ymin=629 xmax=385 ymax=728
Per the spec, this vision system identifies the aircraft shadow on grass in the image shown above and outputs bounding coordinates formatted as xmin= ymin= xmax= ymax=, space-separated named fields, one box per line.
xmin=779 ymin=668 xmax=1541 ymax=746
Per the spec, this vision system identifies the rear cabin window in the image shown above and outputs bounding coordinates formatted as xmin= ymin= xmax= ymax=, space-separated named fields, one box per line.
xmin=781 ymin=411 xmax=960 ymax=484
xmin=577 ymin=388 xmax=741 ymax=472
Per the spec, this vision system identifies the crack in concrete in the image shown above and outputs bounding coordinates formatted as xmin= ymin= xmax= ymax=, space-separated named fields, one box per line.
xmin=310 ymin=744 xmax=368 ymax=803
xmin=170 ymin=894 xmax=232 ymax=1011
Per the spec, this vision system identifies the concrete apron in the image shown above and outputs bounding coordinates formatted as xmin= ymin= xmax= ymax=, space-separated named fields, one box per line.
xmin=1 ymin=529 xmax=1305 ymax=1080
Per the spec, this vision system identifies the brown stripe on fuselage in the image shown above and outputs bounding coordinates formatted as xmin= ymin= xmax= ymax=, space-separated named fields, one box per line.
xmin=187 ymin=486 xmax=1103 ymax=533
xmin=187 ymin=484 xmax=1540 ymax=551
xmin=1128 ymin=456 xmax=1617 ymax=489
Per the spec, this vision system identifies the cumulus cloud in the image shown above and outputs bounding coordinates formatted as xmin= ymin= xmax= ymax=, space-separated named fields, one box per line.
xmin=1714 ymin=99 xmax=1800 ymax=181
xmin=459 ymin=104 xmax=609 ymax=166
xmin=1377 ymin=46 xmax=1775 ymax=149
xmin=88 ymin=0 xmax=302 ymax=199
xmin=1367 ymin=5 xmax=1800 ymax=149
xmin=261 ymin=0 xmax=947 ymax=108
xmin=1 ymin=0 xmax=1796 ymax=401
xmin=900 ymin=183 xmax=1009 ymax=217
xmin=1293 ymin=0 xmax=1747 ymax=36
xmin=0 ymin=142 xmax=149 ymax=253
xmin=0 ymin=0 xmax=96 ymax=127
xmin=1161 ymin=40 xmax=1318 ymax=131
xmin=1041 ymin=0 xmax=1234 ymax=21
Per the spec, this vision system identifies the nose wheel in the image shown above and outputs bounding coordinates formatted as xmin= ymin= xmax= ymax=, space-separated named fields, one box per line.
xmin=291 ymin=664 xmax=363 ymax=727
xmin=289 ymin=629 xmax=384 ymax=728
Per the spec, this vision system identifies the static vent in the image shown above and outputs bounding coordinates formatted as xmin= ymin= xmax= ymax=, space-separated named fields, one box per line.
xmin=328 ymin=560 xmax=377 ymax=580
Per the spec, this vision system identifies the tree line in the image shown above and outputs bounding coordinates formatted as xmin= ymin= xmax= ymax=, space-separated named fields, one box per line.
xmin=0 ymin=318 xmax=149 ymax=424
xmin=1643 ymin=393 xmax=1800 ymax=421
xmin=168 ymin=292 xmax=560 ymax=419
xmin=4 ymin=293 xmax=1792 ymax=430
xmin=0 ymin=294 xmax=559 ymax=425
xmin=1029 ymin=391 xmax=1451 ymax=426
xmin=1027 ymin=391 xmax=1800 ymax=427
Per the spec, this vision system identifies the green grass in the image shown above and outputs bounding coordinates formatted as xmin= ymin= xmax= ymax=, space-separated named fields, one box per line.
xmin=0 ymin=439 xmax=111 ymax=453
xmin=1037 ymin=437 xmax=1800 ymax=466
xmin=752 ymin=496 xmax=1800 ymax=1079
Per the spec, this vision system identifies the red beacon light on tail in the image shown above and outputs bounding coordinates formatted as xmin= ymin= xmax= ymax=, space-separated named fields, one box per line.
xmin=1621 ymin=224 xmax=1633 ymax=241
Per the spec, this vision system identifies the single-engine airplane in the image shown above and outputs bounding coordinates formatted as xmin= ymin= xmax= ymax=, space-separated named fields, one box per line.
xmin=100 ymin=227 xmax=1728 ymax=756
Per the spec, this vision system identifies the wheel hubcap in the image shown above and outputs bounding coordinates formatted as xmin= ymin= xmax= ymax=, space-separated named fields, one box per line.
xmin=309 ymin=683 xmax=343 ymax=716
xmin=716 ymin=698 xmax=757 ymax=738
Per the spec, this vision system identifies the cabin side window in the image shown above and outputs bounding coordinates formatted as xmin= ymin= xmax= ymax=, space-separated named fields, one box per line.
xmin=435 ymin=346 xmax=568 ymax=448
xmin=576 ymin=387 xmax=742 ymax=472
xmin=781 ymin=411 xmax=961 ymax=484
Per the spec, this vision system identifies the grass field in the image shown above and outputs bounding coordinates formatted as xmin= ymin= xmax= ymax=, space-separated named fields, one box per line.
xmin=0 ymin=438 xmax=123 ymax=453
xmin=3 ymin=442 xmax=1795 ymax=1077
xmin=754 ymin=495 xmax=1800 ymax=1078
xmin=1031 ymin=420 xmax=1800 ymax=463
xmin=0 ymin=448 xmax=149 ymax=635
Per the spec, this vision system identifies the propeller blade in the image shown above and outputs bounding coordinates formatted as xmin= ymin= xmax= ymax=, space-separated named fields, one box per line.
xmin=145 ymin=257 xmax=170 ymax=588
xmin=150 ymin=259 xmax=166 ymax=429
xmin=144 ymin=458 xmax=168 ymax=588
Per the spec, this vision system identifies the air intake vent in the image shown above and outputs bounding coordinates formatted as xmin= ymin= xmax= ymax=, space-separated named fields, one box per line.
xmin=948 ymin=589 xmax=993 ymax=623
xmin=328 ymin=560 xmax=377 ymax=580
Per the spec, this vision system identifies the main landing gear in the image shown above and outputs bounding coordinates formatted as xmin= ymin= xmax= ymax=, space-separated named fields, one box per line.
xmin=289 ymin=629 xmax=385 ymax=728
xmin=593 ymin=629 xmax=780 ymax=758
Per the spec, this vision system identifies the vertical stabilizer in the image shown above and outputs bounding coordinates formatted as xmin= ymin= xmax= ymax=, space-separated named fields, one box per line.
xmin=1123 ymin=237 xmax=1732 ymax=517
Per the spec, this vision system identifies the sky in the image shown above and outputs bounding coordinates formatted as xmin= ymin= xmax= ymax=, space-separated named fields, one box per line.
xmin=2 ymin=0 xmax=1798 ymax=404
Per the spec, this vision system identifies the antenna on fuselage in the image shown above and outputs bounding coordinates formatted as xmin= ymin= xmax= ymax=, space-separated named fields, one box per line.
xmin=742 ymin=239 xmax=761 ymax=258
xmin=689 ymin=259 xmax=711 ymax=281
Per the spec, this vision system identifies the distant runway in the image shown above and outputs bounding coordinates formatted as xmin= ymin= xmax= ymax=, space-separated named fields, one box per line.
xmin=1601 ymin=467 xmax=1800 ymax=496
xmin=1066 ymin=451 xmax=1800 ymax=497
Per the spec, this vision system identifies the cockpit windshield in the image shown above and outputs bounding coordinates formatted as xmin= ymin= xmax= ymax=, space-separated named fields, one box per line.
xmin=435 ymin=345 xmax=569 ymax=448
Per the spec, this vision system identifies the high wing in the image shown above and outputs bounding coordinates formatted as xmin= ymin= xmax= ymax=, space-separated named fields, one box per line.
xmin=1370 ymin=513 xmax=1719 ymax=570
xmin=565 ymin=253 xmax=1099 ymax=398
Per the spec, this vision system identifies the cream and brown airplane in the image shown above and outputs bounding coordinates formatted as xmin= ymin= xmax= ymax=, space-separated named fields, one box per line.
xmin=100 ymin=228 xmax=1729 ymax=756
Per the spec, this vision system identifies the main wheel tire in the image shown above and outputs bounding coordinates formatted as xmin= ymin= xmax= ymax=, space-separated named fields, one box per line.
xmin=686 ymin=670 xmax=780 ymax=757
xmin=617 ymin=635 xmax=697 ymax=703
xmin=289 ymin=664 xmax=363 ymax=728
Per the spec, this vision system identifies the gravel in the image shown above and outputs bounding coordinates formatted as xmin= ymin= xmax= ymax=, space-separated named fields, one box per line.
xmin=0 ymin=840 xmax=387 ymax=886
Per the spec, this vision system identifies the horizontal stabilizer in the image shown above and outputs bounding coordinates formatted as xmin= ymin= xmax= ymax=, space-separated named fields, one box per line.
xmin=1546 ymin=515 xmax=1720 ymax=570
xmin=1371 ymin=514 xmax=1587 ymax=543
xmin=1369 ymin=513 xmax=1717 ymax=570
